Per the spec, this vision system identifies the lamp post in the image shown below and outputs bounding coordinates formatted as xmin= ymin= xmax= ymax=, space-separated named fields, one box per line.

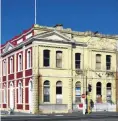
xmin=82 ymin=31 xmax=98 ymax=114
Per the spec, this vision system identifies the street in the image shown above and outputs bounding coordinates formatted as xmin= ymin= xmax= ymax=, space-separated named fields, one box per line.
xmin=1 ymin=114 xmax=118 ymax=121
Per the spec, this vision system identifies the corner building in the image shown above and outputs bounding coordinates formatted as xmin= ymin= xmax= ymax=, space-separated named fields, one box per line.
xmin=0 ymin=24 xmax=118 ymax=114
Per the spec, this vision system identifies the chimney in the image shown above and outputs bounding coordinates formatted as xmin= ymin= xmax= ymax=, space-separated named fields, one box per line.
xmin=54 ymin=24 xmax=63 ymax=30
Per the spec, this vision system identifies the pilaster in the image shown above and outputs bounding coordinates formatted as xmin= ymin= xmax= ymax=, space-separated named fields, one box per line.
xmin=23 ymin=46 xmax=25 ymax=111
xmin=32 ymin=45 xmax=39 ymax=114
xmin=68 ymin=78 xmax=72 ymax=112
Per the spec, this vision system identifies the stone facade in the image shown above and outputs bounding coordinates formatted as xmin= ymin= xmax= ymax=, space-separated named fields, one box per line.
xmin=0 ymin=24 xmax=118 ymax=114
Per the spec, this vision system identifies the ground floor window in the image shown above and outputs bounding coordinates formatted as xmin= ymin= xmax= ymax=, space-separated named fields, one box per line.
xmin=106 ymin=83 xmax=112 ymax=103
xmin=43 ymin=80 xmax=50 ymax=102
xmin=75 ymin=81 xmax=81 ymax=103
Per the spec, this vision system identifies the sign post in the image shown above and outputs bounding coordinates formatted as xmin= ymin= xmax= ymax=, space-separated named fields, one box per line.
xmin=82 ymin=94 xmax=86 ymax=115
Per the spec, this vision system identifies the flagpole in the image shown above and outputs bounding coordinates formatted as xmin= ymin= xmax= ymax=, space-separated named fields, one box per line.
xmin=35 ymin=0 xmax=37 ymax=24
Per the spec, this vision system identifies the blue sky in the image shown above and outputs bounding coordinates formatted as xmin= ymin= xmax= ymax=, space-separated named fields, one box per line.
xmin=1 ymin=0 xmax=118 ymax=44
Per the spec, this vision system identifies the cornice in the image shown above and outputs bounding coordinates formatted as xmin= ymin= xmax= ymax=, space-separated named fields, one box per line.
xmin=34 ymin=24 xmax=118 ymax=39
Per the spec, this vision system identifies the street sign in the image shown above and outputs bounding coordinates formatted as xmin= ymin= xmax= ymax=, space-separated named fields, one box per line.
xmin=81 ymin=94 xmax=86 ymax=98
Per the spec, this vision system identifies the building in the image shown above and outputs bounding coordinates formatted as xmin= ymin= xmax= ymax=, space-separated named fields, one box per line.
xmin=0 ymin=24 xmax=118 ymax=114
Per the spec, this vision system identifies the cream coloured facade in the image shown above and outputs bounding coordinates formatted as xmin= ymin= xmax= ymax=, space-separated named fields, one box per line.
xmin=0 ymin=24 xmax=118 ymax=114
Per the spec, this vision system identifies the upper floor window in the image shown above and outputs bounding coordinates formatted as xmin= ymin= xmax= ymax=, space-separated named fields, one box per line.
xmin=43 ymin=50 xmax=50 ymax=67
xmin=18 ymin=81 xmax=22 ymax=104
xmin=56 ymin=51 xmax=62 ymax=68
xmin=27 ymin=49 xmax=31 ymax=69
xmin=3 ymin=60 xmax=6 ymax=76
xmin=10 ymin=57 xmax=13 ymax=74
xmin=18 ymin=53 xmax=22 ymax=72
xmin=106 ymin=55 xmax=111 ymax=70
xmin=96 ymin=54 xmax=101 ymax=70
xmin=75 ymin=53 xmax=81 ymax=69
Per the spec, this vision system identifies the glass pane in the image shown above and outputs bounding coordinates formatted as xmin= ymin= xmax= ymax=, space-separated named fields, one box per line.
xmin=44 ymin=87 xmax=50 ymax=95
xmin=56 ymin=52 xmax=62 ymax=59
xmin=44 ymin=95 xmax=50 ymax=102
xmin=56 ymin=60 xmax=62 ymax=68
xmin=75 ymin=53 xmax=80 ymax=60
xmin=96 ymin=55 xmax=101 ymax=62
xmin=75 ymin=96 xmax=81 ymax=103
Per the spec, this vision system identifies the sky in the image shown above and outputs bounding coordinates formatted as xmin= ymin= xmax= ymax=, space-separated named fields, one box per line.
xmin=1 ymin=0 xmax=118 ymax=44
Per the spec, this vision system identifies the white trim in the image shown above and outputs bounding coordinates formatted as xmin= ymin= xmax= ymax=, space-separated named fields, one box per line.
xmin=27 ymin=49 xmax=31 ymax=69
xmin=26 ymin=33 xmax=33 ymax=39
xmin=17 ymin=38 xmax=23 ymax=44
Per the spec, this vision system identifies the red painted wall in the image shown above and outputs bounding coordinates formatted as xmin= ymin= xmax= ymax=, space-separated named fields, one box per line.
xmin=17 ymin=104 xmax=23 ymax=109
xmin=3 ymin=104 xmax=6 ymax=108
xmin=8 ymin=74 xmax=14 ymax=80
xmin=25 ymin=87 xmax=28 ymax=103
xmin=25 ymin=105 xmax=29 ymax=110
xmin=25 ymin=69 xmax=32 ymax=76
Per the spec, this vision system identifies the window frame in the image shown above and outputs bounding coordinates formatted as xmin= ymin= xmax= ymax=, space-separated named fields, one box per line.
xmin=75 ymin=53 xmax=81 ymax=69
xmin=18 ymin=81 xmax=22 ymax=104
xmin=56 ymin=51 xmax=62 ymax=68
xmin=43 ymin=50 xmax=50 ymax=67
xmin=3 ymin=59 xmax=6 ymax=76
xmin=43 ymin=80 xmax=50 ymax=102
xmin=10 ymin=57 xmax=13 ymax=74
xmin=96 ymin=54 xmax=101 ymax=70
xmin=75 ymin=81 xmax=81 ymax=103
xmin=3 ymin=84 xmax=7 ymax=104
xmin=27 ymin=49 xmax=31 ymax=69
xmin=18 ymin=53 xmax=22 ymax=72
xmin=106 ymin=55 xmax=111 ymax=70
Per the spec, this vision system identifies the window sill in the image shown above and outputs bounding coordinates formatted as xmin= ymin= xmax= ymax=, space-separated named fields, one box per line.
xmin=17 ymin=103 xmax=23 ymax=105
xmin=17 ymin=70 xmax=23 ymax=73
xmin=26 ymin=68 xmax=32 ymax=70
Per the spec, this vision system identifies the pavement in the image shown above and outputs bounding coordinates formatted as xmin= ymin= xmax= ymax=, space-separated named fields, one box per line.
xmin=1 ymin=111 xmax=118 ymax=121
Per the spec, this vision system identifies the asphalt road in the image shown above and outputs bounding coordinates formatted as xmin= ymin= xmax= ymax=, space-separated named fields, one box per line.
xmin=1 ymin=115 xmax=118 ymax=121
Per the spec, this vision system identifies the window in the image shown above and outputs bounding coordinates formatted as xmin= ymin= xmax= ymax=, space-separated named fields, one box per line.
xmin=96 ymin=54 xmax=101 ymax=69
xmin=3 ymin=60 xmax=6 ymax=76
xmin=106 ymin=55 xmax=111 ymax=70
xmin=27 ymin=50 xmax=31 ymax=69
xmin=106 ymin=83 xmax=112 ymax=103
xmin=43 ymin=50 xmax=50 ymax=67
xmin=56 ymin=51 xmax=62 ymax=68
xmin=75 ymin=82 xmax=81 ymax=103
xmin=10 ymin=57 xmax=13 ymax=74
xmin=96 ymin=82 xmax=102 ymax=103
xmin=18 ymin=81 xmax=22 ymax=104
xmin=75 ymin=53 xmax=81 ymax=69
xmin=18 ymin=53 xmax=22 ymax=71
xmin=4 ymin=84 xmax=7 ymax=103
xmin=56 ymin=81 xmax=62 ymax=104
xmin=43 ymin=80 xmax=50 ymax=102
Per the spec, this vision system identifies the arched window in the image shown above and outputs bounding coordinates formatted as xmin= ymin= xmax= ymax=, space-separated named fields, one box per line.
xmin=18 ymin=81 xmax=22 ymax=104
xmin=10 ymin=57 xmax=13 ymax=74
xmin=106 ymin=83 xmax=112 ymax=103
xmin=75 ymin=81 xmax=81 ymax=103
xmin=43 ymin=50 xmax=50 ymax=67
xmin=43 ymin=80 xmax=50 ymax=102
xmin=27 ymin=49 xmax=31 ymax=69
xmin=56 ymin=81 xmax=62 ymax=104
xmin=96 ymin=82 xmax=102 ymax=103
xmin=18 ymin=53 xmax=22 ymax=71
xmin=4 ymin=84 xmax=7 ymax=103
xmin=3 ymin=59 xmax=6 ymax=76
xmin=56 ymin=51 xmax=62 ymax=68
xmin=96 ymin=54 xmax=101 ymax=70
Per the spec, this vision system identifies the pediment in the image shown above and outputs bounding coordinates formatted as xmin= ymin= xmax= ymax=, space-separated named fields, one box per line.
xmin=34 ymin=30 xmax=75 ymax=43
xmin=3 ymin=42 xmax=14 ymax=52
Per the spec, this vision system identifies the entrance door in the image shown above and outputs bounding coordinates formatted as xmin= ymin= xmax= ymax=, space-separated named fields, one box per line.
xmin=10 ymin=82 xmax=14 ymax=110
xmin=29 ymin=81 xmax=33 ymax=112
